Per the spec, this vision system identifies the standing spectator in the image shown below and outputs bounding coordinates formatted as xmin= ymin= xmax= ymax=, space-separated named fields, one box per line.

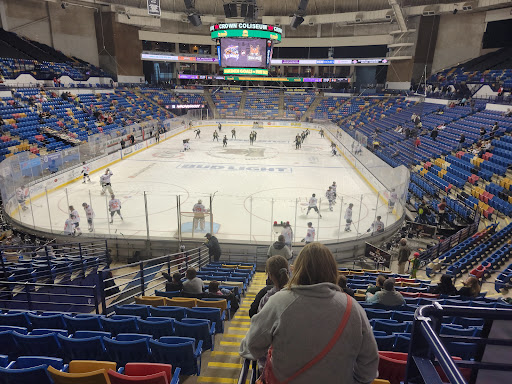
xmin=409 ymin=252 xmax=421 ymax=278
xmin=205 ymin=233 xmax=221 ymax=262
xmin=397 ymin=238 xmax=411 ymax=275
xmin=366 ymin=278 xmax=405 ymax=306
xmin=240 ymin=242 xmax=379 ymax=384
xmin=257 ymin=255 xmax=290 ymax=312
xmin=155 ymin=131 xmax=160 ymax=143
xmin=182 ymin=267 xmax=204 ymax=294
xmin=430 ymin=126 xmax=439 ymax=141
xmin=458 ymin=133 xmax=465 ymax=151
xmin=302 ymin=222 xmax=315 ymax=244
xmin=458 ymin=276 xmax=481 ymax=298
xmin=479 ymin=126 xmax=486 ymax=139
xmin=470 ymin=98 xmax=476 ymax=112
xmin=267 ymin=235 xmax=292 ymax=261
xmin=438 ymin=198 xmax=447 ymax=226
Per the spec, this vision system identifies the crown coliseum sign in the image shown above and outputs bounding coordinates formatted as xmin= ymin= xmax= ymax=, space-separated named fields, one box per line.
xmin=210 ymin=23 xmax=282 ymax=42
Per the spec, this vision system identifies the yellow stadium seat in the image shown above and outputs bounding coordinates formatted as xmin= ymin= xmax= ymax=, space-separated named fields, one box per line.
xmin=196 ymin=298 xmax=227 ymax=314
xmin=373 ymin=380 xmax=391 ymax=384
xmin=47 ymin=366 xmax=110 ymax=384
xmin=134 ymin=296 xmax=166 ymax=306
xmin=69 ymin=360 xmax=117 ymax=373
xmin=164 ymin=297 xmax=197 ymax=308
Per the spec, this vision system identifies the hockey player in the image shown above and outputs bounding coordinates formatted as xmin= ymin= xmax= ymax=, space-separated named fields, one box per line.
xmin=319 ymin=128 xmax=324 ymax=137
xmin=306 ymin=193 xmax=322 ymax=218
xmin=281 ymin=223 xmax=293 ymax=249
xmin=192 ymin=199 xmax=206 ymax=231
xmin=64 ymin=214 xmax=75 ymax=236
xmin=81 ymin=161 xmax=91 ymax=183
xmin=82 ymin=202 xmax=95 ymax=232
xmin=108 ymin=194 xmax=123 ymax=223
xmin=231 ymin=128 xmax=236 ymax=139
xmin=388 ymin=188 xmax=398 ymax=213
xmin=367 ymin=216 xmax=385 ymax=234
xmin=222 ymin=135 xmax=228 ymax=147
xmin=249 ymin=132 xmax=255 ymax=145
xmin=331 ymin=181 xmax=337 ymax=201
xmin=253 ymin=130 xmax=257 ymax=141
xmin=100 ymin=168 xmax=113 ymax=195
xmin=326 ymin=186 xmax=335 ymax=211
xmin=295 ymin=134 xmax=301 ymax=149
xmin=213 ymin=130 xmax=219 ymax=141
xmin=302 ymin=222 xmax=315 ymax=244
xmin=16 ymin=185 xmax=28 ymax=211
xmin=68 ymin=205 xmax=82 ymax=235
xmin=345 ymin=203 xmax=354 ymax=232
xmin=218 ymin=122 xmax=222 ymax=132
xmin=195 ymin=128 xmax=201 ymax=138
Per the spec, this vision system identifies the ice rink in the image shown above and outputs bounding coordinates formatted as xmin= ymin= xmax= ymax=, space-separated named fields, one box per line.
xmin=18 ymin=122 xmax=398 ymax=244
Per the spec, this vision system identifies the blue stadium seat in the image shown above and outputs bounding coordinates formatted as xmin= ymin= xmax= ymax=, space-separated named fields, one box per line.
xmin=115 ymin=333 xmax=152 ymax=342
xmin=174 ymin=319 xmax=215 ymax=351
xmin=149 ymin=306 xmax=186 ymax=321
xmin=0 ymin=331 xmax=19 ymax=359
xmin=372 ymin=319 xmax=409 ymax=334
xmin=100 ymin=317 xmax=138 ymax=336
xmin=73 ymin=330 xmax=112 ymax=339
xmin=149 ymin=337 xmax=202 ymax=376
xmin=0 ymin=365 xmax=53 ymax=384
xmin=28 ymin=313 xmax=66 ymax=330
xmin=115 ymin=304 xmax=150 ymax=319
xmin=445 ymin=341 xmax=478 ymax=360
xmin=0 ymin=312 xmax=31 ymax=329
xmin=185 ymin=307 xmax=225 ymax=333
xmin=13 ymin=332 xmax=61 ymax=357
xmin=63 ymin=314 xmax=103 ymax=333
xmin=0 ymin=355 xmax=8 ymax=368
xmin=57 ymin=334 xmax=107 ymax=362
xmin=0 ymin=325 xmax=28 ymax=334
xmin=30 ymin=329 xmax=68 ymax=336
xmin=137 ymin=317 xmax=174 ymax=339
xmin=365 ymin=309 xmax=392 ymax=320
xmin=393 ymin=334 xmax=411 ymax=353
xmin=374 ymin=334 xmax=395 ymax=351
xmin=441 ymin=324 xmax=477 ymax=337
xmin=104 ymin=337 xmax=151 ymax=366
xmin=391 ymin=311 xmax=415 ymax=322
xmin=7 ymin=356 xmax=66 ymax=370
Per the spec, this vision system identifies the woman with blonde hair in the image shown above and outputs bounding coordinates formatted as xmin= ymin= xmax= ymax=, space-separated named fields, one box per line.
xmin=240 ymin=242 xmax=378 ymax=384
xmin=458 ymin=276 xmax=481 ymax=298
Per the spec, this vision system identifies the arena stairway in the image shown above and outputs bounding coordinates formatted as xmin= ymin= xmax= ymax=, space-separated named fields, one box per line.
xmin=195 ymin=272 xmax=266 ymax=384
xmin=236 ymin=90 xmax=248 ymax=117
xmin=203 ymin=90 xmax=218 ymax=119
xmin=278 ymin=89 xmax=285 ymax=118
xmin=301 ymin=93 xmax=324 ymax=121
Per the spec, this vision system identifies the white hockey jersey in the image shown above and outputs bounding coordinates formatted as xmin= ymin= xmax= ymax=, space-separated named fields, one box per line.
xmin=82 ymin=165 xmax=90 ymax=174
xmin=64 ymin=218 xmax=74 ymax=234
xmin=308 ymin=196 xmax=318 ymax=207
xmin=372 ymin=220 xmax=384 ymax=233
xmin=70 ymin=209 xmax=80 ymax=223
xmin=345 ymin=207 xmax=353 ymax=221
xmin=326 ymin=189 xmax=335 ymax=201
xmin=193 ymin=203 xmax=206 ymax=216
xmin=305 ymin=227 xmax=315 ymax=242
xmin=331 ymin=183 xmax=337 ymax=194
xmin=84 ymin=206 xmax=95 ymax=219
xmin=100 ymin=171 xmax=113 ymax=184
xmin=281 ymin=227 xmax=293 ymax=245
xmin=16 ymin=187 xmax=27 ymax=201
xmin=109 ymin=198 xmax=121 ymax=211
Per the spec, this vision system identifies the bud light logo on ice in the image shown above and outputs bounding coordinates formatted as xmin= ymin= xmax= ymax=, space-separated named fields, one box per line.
xmin=223 ymin=45 xmax=239 ymax=61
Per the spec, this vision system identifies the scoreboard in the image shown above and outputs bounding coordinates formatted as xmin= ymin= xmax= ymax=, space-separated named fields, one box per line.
xmin=210 ymin=23 xmax=282 ymax=76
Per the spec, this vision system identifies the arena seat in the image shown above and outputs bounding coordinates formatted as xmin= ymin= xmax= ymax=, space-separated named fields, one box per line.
xmin=103 ymin=337 xmax=152 ymax=366
xmin=149 ymin=337 xmax=202 ymax=376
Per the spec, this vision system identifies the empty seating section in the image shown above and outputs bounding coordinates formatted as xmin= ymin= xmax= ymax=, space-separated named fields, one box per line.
xmin=212 ymin=91 xmax=242 ymax=118
xmin=243 ymin=89 xmax=279 ymax=119
xmin=0 ymin=28 xmax=111 ymax=81
xmin=283 ymin=91 xmax=315 ymax=119
xmin=311 ymin=96 xmax=348 ymax=120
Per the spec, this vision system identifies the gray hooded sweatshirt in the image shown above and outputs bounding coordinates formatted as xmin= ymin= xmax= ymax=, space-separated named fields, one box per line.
xmin=240 ymin=282 xmax=379 ymax=384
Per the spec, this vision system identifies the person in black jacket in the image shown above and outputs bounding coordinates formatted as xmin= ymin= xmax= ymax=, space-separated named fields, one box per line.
xmin=458 ymin=276 xmax=481 ymax=298
xmin=162 ymin=272 xmax=183 ymax=292
xmin=429 ymin=274 xmax=457 ymax=296
xmin=205 ymin=233 xmax=221 ymax=262
xmin=249 ymin=281 xmax=273 ymax=318
xmin=337 ymin=274 xmax=355 ymax=297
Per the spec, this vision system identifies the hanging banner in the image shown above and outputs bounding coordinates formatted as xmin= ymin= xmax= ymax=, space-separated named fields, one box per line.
xmin=147 ymin=0 xmax=161 ymax=16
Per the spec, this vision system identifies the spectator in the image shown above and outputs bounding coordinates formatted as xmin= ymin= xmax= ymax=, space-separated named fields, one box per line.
xmin=414 ymin=137 xmax=421 ymax=148
xmin=479 ymin=126 xmax=486 ymax=139
xmin=458 ymin=133 xmax=465 ymax=151
xmin=429 ymin=274 xmax=457 ymax=296
xmin=240 ymin=242 xmax=379 ymax=384
xmin=430 ymin=126 xmax=439 ymax=141
xmin=337 ymin=274 xmax=355 ymax=297
xmin=410 ymin=252 xmax=421 ymax=278
xmin=366 ymin=278 xmax=405 ymax=306
xmin=366 ymin=275 xmax=386 ymax=294
xmin=182 ymin=267 xmax=203 ymax=294
xmin=267 ymin=234 xmax=292 ymax=260
xmin=281 ymin=223 xmax=293 ymax=249
xmin=438 ymin=198 xmax=447 ymax=226
xmin=249 ymin=279 xmax=273 ymax=318
xmin=205 ymin=232 xmax=222 ymax=262
xmin=458 ymin=276 xmax=481 ymax=298
xmin=162 ymin=272 xmax=183 ymax=292
xmin=258 ymin=255 xmax=290 ymax=312
xmin=397 ymin=238 xmax=411 ymax=275
xmin=207 ymin=280 xmax=231 ymax=296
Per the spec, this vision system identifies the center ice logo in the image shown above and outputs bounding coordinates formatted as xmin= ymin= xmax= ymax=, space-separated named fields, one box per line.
xmin=221 ymin=148 xmax=266 ymax=157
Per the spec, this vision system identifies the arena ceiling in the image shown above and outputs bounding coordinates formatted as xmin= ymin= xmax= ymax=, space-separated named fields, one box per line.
xmin=55 ymin=0 xmax=512 ymax=18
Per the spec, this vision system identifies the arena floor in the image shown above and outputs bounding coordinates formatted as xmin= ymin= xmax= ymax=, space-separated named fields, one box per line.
xmin=21 ymin=122 xmax=397 ymax=243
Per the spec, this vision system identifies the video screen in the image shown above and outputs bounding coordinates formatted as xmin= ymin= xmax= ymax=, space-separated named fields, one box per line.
xmin=221 ymin=38 xmax=266 ymax=68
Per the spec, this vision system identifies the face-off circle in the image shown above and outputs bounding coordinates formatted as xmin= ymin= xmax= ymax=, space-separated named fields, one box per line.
xmin=207 ymin=145 xmax=279 ymax=160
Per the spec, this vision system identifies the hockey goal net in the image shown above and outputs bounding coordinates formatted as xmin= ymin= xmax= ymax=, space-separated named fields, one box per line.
xmin=179 ymin=211 xmax=214 ymax=238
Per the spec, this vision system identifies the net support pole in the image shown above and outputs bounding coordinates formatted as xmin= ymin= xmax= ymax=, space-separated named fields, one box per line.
xmin=28 ymin=190 xmax=36 ymax=229
xmin=209 ymin=194 xmax=214 ymax=235
xmin=89 ymin=189 xmax=94 ymax=235
xmin=105 ymin=193 xmax=111 ymax=236
xmin=356 ymin=194 xmax=364 ymax=236
xmin=45 ymin=187 xmax=53 ymax=233
xmin=177 ymin=195 xmax=182 ymax=244
xmin=337 ymin=196 xmax=344 ymax=242
xmin=144 ymin=191 xmax=150 ymax=241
